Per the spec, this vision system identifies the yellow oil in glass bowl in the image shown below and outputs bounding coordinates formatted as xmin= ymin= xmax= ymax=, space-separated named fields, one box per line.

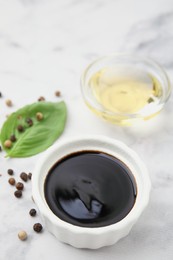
xmin=81 ymin=54 xmax=171 ymax=126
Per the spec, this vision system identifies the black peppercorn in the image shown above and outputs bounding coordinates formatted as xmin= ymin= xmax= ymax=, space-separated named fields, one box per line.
xmin=20 ymin=172 xmax=28 ymax=182
xmin=9 ymin=177 xmax=16 ymax=186
xmin=7 ymin=169 xmax=14 ymax=175
xmin=55 ymin=91 xmax=61 ymax=97
xmin=0 ymin=92 xmax=2 ymax=97
xmin=33 ymin=223 xmax=43 ymax=233
xmin=17 ymin=125 xmax=24 ymax=132
xmin=0 ymin=146 xmax=2 ymax=152
xmin=14 ymin=190 xmax=22 ymax=198
xmin=28 ymin=173 xmax=32 ymax=180
xmin=26 ymin=118 xmax=33 ymax=127
xmin=10 ymin=134 xmax=17 ymax=142
xmin=16 ymin=182 xmax=24 ymax=191
xmin=29 ymin=209 xmax=36 ymax=217
xmin=38 ymin=96 xmax=45 ymax=102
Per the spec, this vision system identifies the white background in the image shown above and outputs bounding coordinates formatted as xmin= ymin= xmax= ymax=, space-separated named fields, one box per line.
xmin=0 ymin=0 xmax=173 ymax=259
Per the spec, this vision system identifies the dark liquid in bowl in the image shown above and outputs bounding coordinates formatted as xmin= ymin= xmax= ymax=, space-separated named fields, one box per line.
xmin=44 ymin=151 xmax=137 ymax=228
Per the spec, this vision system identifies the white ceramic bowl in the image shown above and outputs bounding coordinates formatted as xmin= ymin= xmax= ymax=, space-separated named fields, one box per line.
xmin=32 ymin=136 xmax=151 ymax=249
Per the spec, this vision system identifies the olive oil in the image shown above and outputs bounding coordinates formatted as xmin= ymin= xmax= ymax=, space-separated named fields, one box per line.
xmin=88 ymin=67 xmax=163 ymax=124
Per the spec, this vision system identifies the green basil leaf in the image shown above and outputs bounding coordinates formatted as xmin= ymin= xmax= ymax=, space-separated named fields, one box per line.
xmin=0 ymin=101 xmax=67 ymax=158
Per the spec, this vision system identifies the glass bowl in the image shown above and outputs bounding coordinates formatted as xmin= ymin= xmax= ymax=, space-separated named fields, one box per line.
xmin=81 ymin=54 xmax=171 ymax=126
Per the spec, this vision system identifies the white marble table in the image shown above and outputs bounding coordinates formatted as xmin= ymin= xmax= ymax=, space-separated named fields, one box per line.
xmin=0 ymin=0 xmax=173 ymax=259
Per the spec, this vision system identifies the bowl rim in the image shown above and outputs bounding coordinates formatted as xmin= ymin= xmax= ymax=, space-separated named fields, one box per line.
xmin=81 ymin=53 xmax=171 ymax=119
xmin=32 ymin=135 xmax=151 ymax=235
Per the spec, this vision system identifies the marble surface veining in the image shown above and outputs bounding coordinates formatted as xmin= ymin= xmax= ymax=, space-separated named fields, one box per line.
xmin=0 ymin=0 xmax=173 ymax=259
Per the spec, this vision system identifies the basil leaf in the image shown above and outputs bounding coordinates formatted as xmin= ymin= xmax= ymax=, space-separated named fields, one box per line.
xmin=0 ymin=101 xmax=67 ymax=158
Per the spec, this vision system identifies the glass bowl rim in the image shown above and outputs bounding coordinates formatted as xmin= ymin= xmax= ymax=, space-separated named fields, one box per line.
xmin=81 ymin=53 xmax=172 ymax=119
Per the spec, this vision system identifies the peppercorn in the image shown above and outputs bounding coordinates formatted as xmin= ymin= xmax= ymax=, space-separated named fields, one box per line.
xmin=55 ymin=91 xmax=61 ymax=97
xmin=0 ymin=146 xmax=2 ymax=152
xmin=17 ymin=115 xmax=22 ymax=120
xmin=20 ymin=172 xmax=28 ymax=182
xmin=29 ymin=208 xmax=37 ymax=217
xmin=0 ymin=92 xmax=2 ymax=97
xmin=14 ymin=190 xmax=22 ymax=198
xmin=10 ymin=134 xmax=17 ymax=142
xmin=28 ymin=173 xmax=32 ymax=180
xmin=33 ymin=223 xmax=43 ymax=233
xmin=16 ymin=182 xmax=24 ymax=191
xmin=4 ymin=140 xmax=12 ymax=148
xmin=18 ymin=231 xmax=27 ymax=241
xmin=5 ymin=99 xmax=13 ymax=107
xmin=36 ymin=112 xmax=43 ymax=121
xmin=8 ymin=177 xmax=16 ymax=186
xmin=26 ymin=118 xmax=33 ymax=127
xmin=38 ymin=96 xmax=45 ymax=102
xmin=17 ymin=125 xmax=24 ymax=132
xmin=7 ymin=169 xmax=14 ymax=175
